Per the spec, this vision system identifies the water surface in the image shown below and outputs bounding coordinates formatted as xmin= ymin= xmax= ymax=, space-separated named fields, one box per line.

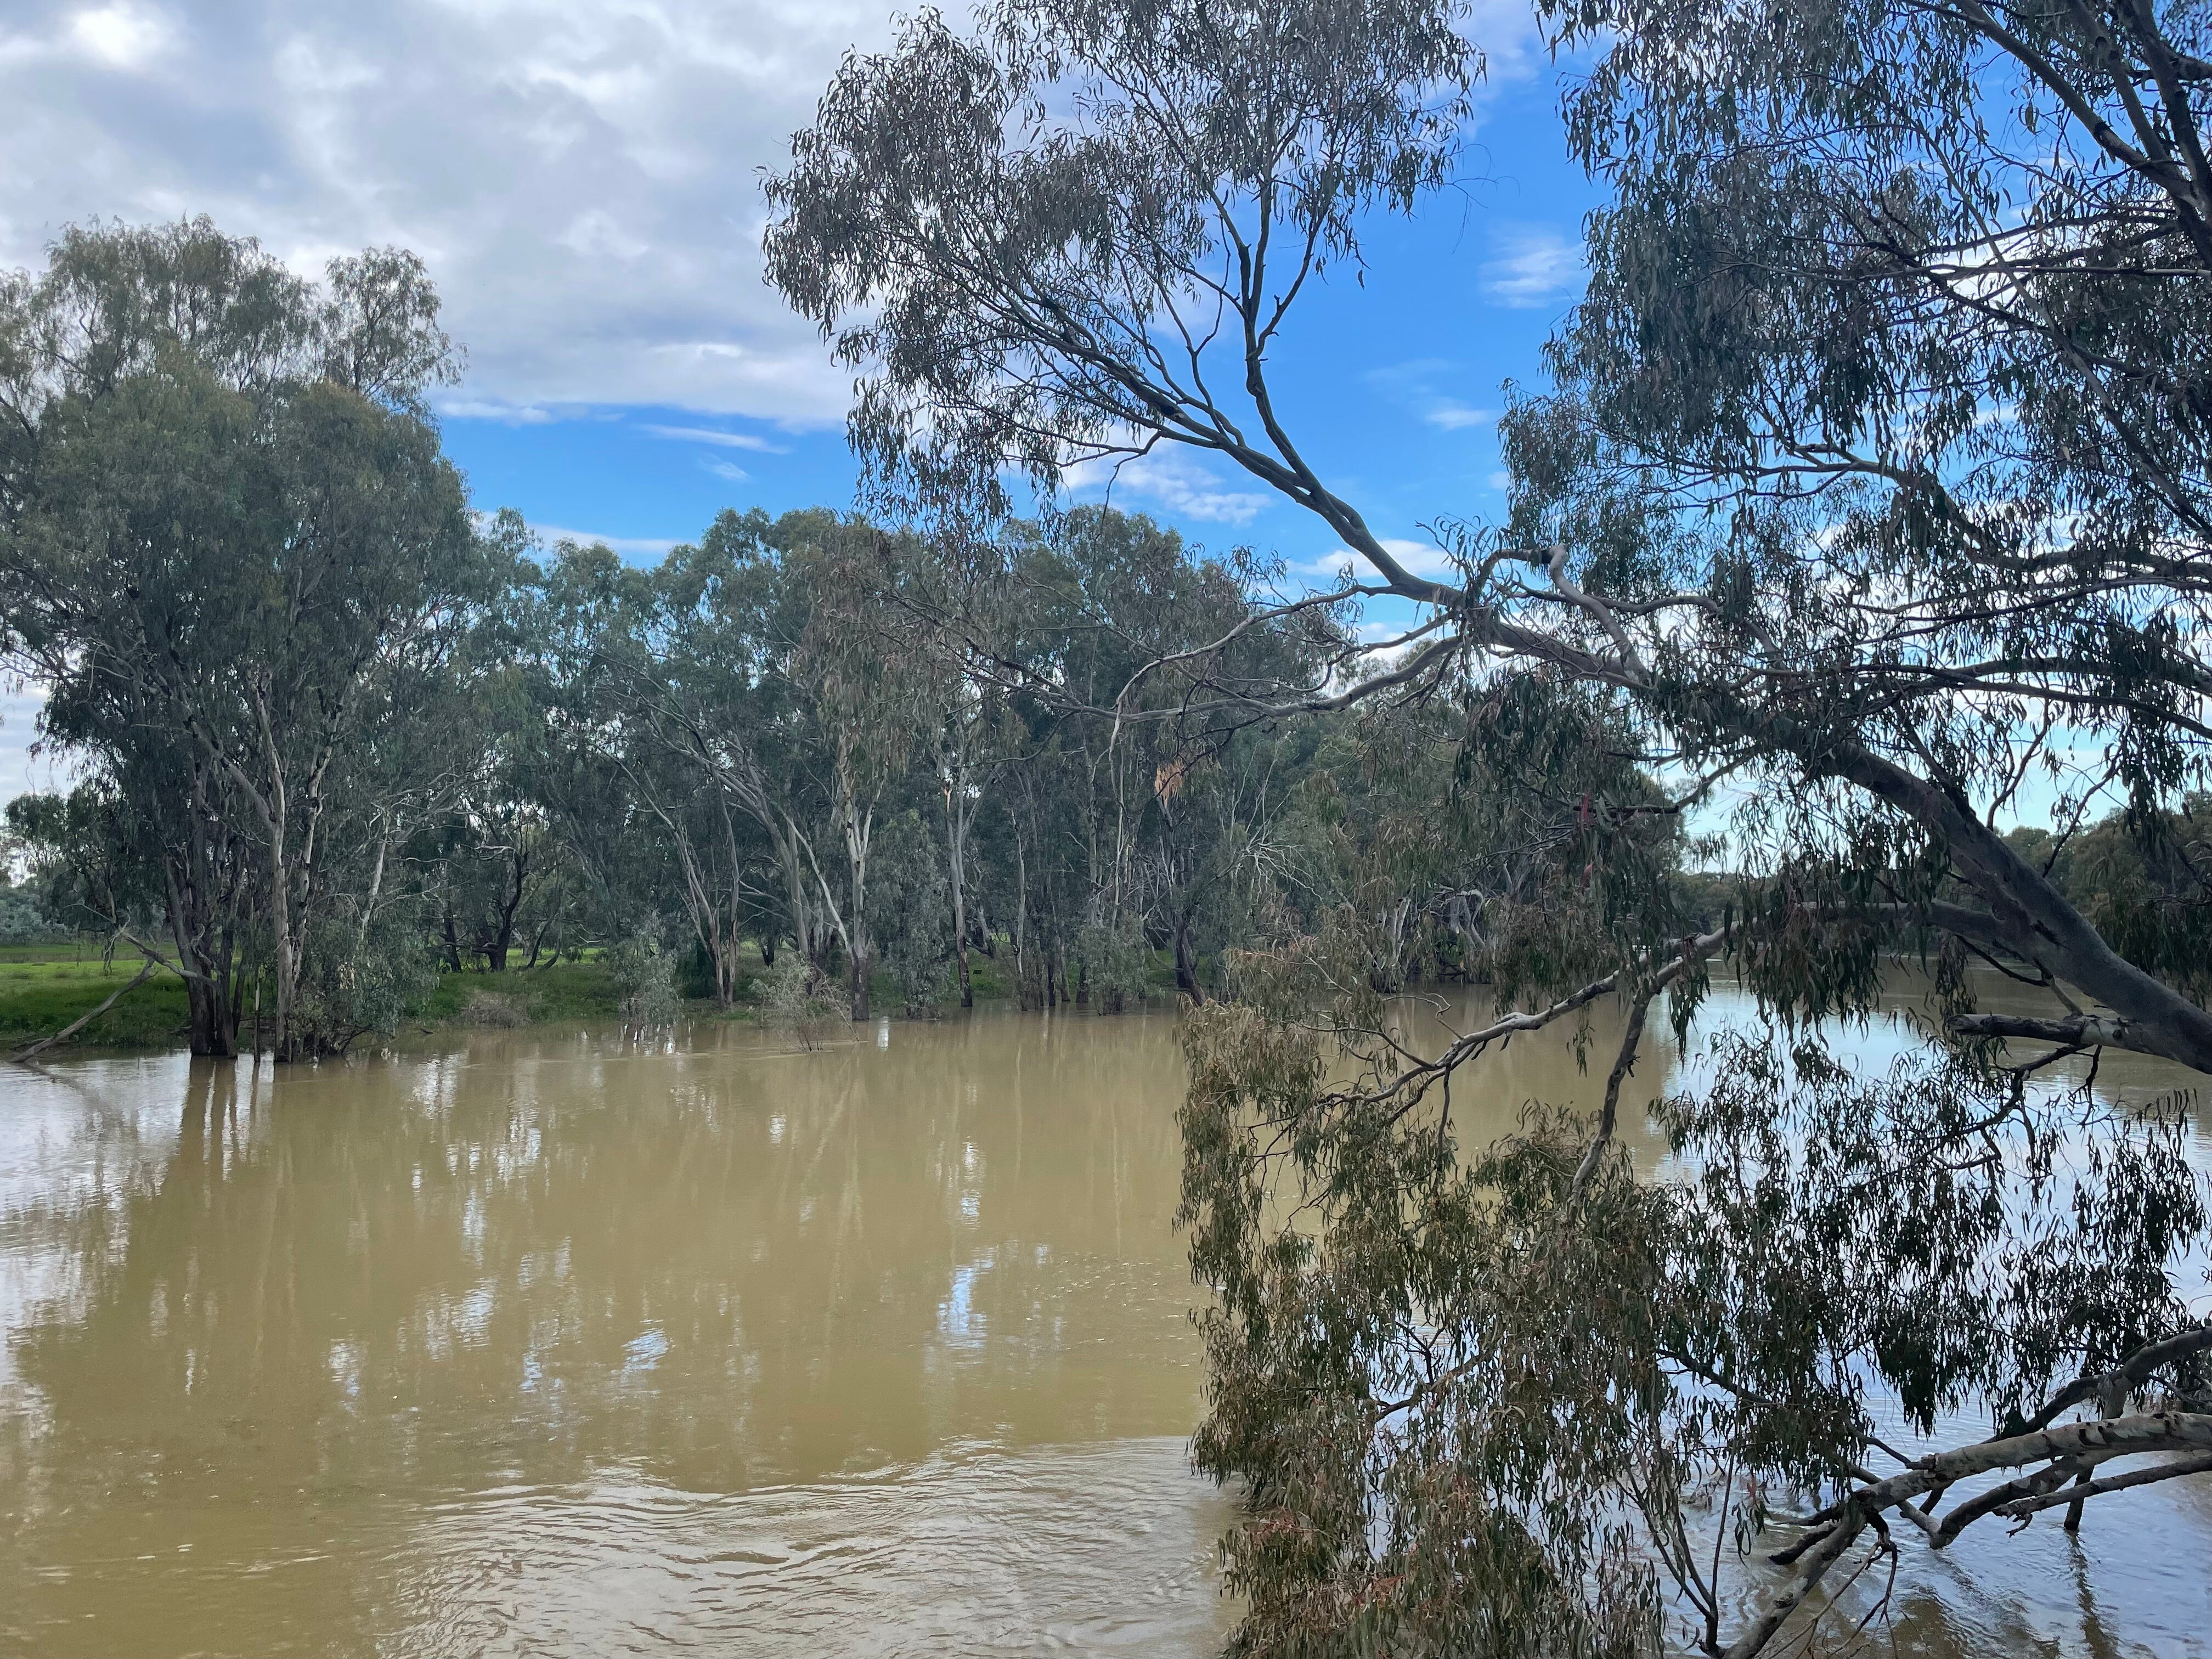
xmin=1 ymin=986 xmax=2206 ymax=1656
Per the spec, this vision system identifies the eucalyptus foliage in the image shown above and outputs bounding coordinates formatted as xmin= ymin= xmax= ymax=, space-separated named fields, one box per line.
xmin=765 ymin=0 xmax=2212 ymax=1649
xmin=0 ymin=219 xmax=493 ymax=1058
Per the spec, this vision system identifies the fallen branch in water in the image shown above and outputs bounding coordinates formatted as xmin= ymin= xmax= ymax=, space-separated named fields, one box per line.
xmin=1731 ymin=1407 xmax=2212 ymax=1658
xmin=1991 ymin=1451 xmax=2212 ymax=1521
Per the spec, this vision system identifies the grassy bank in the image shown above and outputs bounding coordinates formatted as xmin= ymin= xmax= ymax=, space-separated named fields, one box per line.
xmin=417 ymin=959 xmax=626 ymax=1028
xmin=0 ymin=946 xmax=192 ymax=1051
xmin=0 ymin=936 xmax=1153 ymax=1058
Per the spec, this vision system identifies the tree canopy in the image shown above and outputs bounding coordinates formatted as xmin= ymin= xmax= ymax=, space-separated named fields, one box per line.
xmin=4 ymin=0 xmax=2210 ymax=1640
xmin=0 ymin=219 xmax=490 ymax=1057
xmin=764 ymin=0 xmax=2212 ymax=1650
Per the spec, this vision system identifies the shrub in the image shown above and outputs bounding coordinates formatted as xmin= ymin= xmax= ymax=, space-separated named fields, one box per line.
xmin=1076 ymin=921 xmax=1149 ymax=1012
xmin=608 ymin=929 xmax=681 ymax=1035
xmin=760 ymin=951 xmax=840 ymax=1048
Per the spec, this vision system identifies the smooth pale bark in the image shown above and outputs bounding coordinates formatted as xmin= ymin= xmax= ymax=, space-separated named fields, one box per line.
xmin=1728 ymin=1412 xmax=2212 ymax=1658
xmin=945 ymin=771 xmax=976 ymax=1009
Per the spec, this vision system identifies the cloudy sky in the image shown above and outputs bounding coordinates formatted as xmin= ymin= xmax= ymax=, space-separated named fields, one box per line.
xmin=0 ymin=0 xmax=1600 ymax=795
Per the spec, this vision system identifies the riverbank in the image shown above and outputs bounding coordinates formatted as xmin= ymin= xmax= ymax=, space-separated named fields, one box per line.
xmin=0 ymin=941 xmax=192 ymax=1051
xmin=0 ymin=940 xmax=1053 ymax=1056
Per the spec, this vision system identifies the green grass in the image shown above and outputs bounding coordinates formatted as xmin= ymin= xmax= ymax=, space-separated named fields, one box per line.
xmin=0 ymin=953 xmax=191 ymax=1051
xmin=964 ymin=956 xmax=1010 ymax=1000
xmin=0 ymin=936 xmax=1074 ymax=1057
xmin=416 ymin=960 xmax=625 ymax=1026
xmin=0 ymin=940 xmax=115 ymax=964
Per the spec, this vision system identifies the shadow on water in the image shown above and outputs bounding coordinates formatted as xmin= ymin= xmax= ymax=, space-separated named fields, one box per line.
xmin=0 ymin=977 xmax=2205 ymax=1656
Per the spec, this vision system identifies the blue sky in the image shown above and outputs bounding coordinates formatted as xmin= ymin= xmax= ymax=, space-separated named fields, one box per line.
xmin=0 ymin=0 xmax=1597 ymax=795
xmin=439 ymin=72 xmax=1600 ymax=575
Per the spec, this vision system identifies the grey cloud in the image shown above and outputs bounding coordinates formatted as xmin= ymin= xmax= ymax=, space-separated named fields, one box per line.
xmin=0 ymin=0 xmax=901 ymax=424
xmin=0 ymin=687 xmax=78 ymax=803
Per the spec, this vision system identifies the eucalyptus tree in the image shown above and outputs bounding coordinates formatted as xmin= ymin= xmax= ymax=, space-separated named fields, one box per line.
xmin=766 ymin=1 xmax=2212 ymax=1651
xmin=980 ymin=507 xmax=1323 ymax=998
xmin=0 ymin=220 xmax=488 ymax=1057
xmin=894 ymin=529 xmax=1024 ymax=1007
xmin=545 ymin=509 xmax=936 ymax=1015
xmin=928 ymin=650 xmax=1005 ymax=1008
xmin=512 ymin=536 xmax=681 ymax=953
xmin=529 ymin=526 xmax=789 ymax=1004
xmin=784 ymin=512 xmax=936 ymax=1018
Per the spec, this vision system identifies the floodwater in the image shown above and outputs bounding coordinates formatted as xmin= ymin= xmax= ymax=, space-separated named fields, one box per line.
xmin=0 ymin=983 xmax=2207 ymax=1657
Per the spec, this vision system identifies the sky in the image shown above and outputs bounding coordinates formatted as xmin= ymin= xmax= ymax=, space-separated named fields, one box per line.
xmin=0 ymin=0 xmax=1602 ymax=799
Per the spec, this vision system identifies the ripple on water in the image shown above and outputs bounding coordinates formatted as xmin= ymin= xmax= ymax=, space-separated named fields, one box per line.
xmin=3 ymin=1003 xmax=2209 ymax=1658
xmin=379 ymin=1438 xmax=1236 ymax=1658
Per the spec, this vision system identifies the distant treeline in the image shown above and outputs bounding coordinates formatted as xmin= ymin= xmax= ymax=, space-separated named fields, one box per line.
xmin=0 ymin=221 xmax=1661 ymax=1058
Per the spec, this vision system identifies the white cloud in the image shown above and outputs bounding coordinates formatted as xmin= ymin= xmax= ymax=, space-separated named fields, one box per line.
xmin=0 ymin=0 xmax=904 ymax=424
xmin=704 ymin=460 xmax=749 ymax=482
xmin=67 ymin=3 xmax=176 ymax=72
xmin=1363 ymin=360 xmax=1493 ymax=433
xmin=1459 ymin=0 xmax=1550 ymax=84
xmin=528 ymin=522 xmax=681 ymax=558
xmin=1299 ymin=537 xmax=1460 ymax=582
xmin=642 ymin=424 xmax=781 ymax=452
xmin=439 ymin=398 xmax=561 ymax=424
xmin=1064 ymin=447 xmax=1273 ymax=526
xmin=1481 ymin=224 xmax=1586 ymax=309
xmin=1425 ymin=401 xmax=1493 ymax=431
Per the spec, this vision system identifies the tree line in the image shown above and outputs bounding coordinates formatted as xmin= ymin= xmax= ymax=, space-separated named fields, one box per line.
xmin=6 ymin=0 xmax=2212 ymax=1644
xmin=759 ymin=0 xmax=2212 ymax=1652
xmin=0 ymin=223 xmax=1558 ymax=1059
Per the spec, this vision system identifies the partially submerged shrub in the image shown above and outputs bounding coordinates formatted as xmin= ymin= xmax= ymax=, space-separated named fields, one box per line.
xmin=760 ymin=951 xmax=840 ymax=1048
xmin=608 ymin=929 xmax=681 ymax=1035
xmin=460 ymin=989 xmax=530 ymax=1028
xmin=289 ymin=912 xmax=438 ymax=1056
xmin=1076 ymin=921 xmax=1148 ymax=1012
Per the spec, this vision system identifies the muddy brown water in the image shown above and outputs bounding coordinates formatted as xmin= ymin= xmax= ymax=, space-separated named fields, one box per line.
xmin=1 ymin=984 xmax=2207 ymax=1657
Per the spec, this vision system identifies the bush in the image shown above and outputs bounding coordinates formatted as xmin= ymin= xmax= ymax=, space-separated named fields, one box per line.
xmin=459 ymin=989 xmax=531 ymax=1027
xmin=608 ymin=929 xmax=681 ymax=1034
xmin=290 ymin=911 xmax=439 ymax=1055
xmin=0 ymin=888 xmax=65 ymax=944
xmin=760 ymin=951 xmax=841 ymax=1048
xmin=1076 ymin=920 xmax=1149 ymax=1012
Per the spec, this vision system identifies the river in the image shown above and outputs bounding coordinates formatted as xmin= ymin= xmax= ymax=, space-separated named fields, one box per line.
xmin=1 ymin=985 xmax=2207 ymax=1656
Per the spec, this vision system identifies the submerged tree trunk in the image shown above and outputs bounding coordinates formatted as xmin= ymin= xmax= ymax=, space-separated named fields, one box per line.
xmin=487 ymin=846 xmax=528 ymax=973
xmin=1173 ymin=910 xmax=1204 ymax=1006
xmin=1010 ymin=810 xmax=1030 ymax=1009
xmin=164 ymin=802 xmax=242 ymax=1059
xmin=944 ymin=750 xmax=979 ymax=1009
xmin=185 ymin=974 xmax=240 ymax=1057
xmin=842 ymin=798 xmax=875 ymax=1022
